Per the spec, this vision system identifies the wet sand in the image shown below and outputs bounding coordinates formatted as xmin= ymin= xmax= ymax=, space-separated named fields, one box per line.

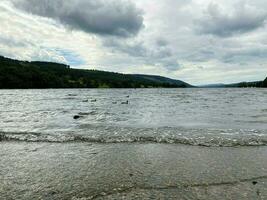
xmin=0 ymin=142 xmax=267 ymax=200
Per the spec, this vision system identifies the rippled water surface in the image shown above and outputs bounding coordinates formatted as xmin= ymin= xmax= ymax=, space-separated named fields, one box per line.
xmin=1 ymin=88 xmax=267 ymax=146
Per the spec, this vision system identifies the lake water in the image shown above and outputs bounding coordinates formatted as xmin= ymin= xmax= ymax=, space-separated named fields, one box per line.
xmin=1 ymin=88 xmax=267 ymax=146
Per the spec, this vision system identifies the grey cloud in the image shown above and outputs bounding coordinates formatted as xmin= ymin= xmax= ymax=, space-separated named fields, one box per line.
xmin=103 ymin=39 xmax=148 ymax=57
xmin=196 ymin=3 xmax=267 ymax=37
xmin=12 ymin=0 xmax=144 ymax=37
xmin=0 ymin=35 xmax=29 ymax=47
xmin=103 ymin=38 xmax=180 ymax=71
xmin=156 ymin=38 xmax=169 ymax=47
xmin=186 ymin=49 xmax=216 ymax=62
xmin=222 ymin=48 xmax=267 ymax=63
xmin=197 ymin=66 xmax=205 ymax=70
xmin=103 ymin=38 xmax=172 ymax=59
xmin=159 ymin=58 xmax=180 ymax=71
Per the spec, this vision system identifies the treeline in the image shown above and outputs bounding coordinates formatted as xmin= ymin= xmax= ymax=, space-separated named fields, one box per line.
xmin=0 ymin=56 xmax=190 ymax=89
xmin=226 ymin=81 xmax=266 ymax=88
xmin=264 ymin=78 xmax=267 ymax=87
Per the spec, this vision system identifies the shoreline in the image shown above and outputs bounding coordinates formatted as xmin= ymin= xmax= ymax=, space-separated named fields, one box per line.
xmin=1 ymin=141 xmax=267 ymax=199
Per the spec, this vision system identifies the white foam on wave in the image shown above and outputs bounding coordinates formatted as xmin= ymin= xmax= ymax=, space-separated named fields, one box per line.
xmin=1 ymin=126 xmax=267 ymax=147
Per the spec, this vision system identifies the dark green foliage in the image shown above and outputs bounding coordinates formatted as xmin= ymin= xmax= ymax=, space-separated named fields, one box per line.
xmin=263 ymin=78 xmax=267 ymax=87
xmin=0 ymin=56 xmax=192 ymax=89
xmin=132 ymin=74 xmax=191 ymax=88
xmin=226 ymin=81 xmax=265 ymax=88
xmin=201 ymin=78 xmax=267 ymax=88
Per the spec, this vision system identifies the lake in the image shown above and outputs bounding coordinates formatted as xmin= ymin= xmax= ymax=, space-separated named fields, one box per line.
xmin=1 ymin=88 xmax=267 ymax=147
xmin=1 ymin=88 xmax=267 ymax=199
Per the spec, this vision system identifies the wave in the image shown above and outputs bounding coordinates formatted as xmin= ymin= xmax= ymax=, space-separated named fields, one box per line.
xmin=1 ymin=128 xmax=267 ymax=147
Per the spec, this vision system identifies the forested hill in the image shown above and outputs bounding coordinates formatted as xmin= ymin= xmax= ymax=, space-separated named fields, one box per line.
xmin=264 ymin=77 xmax=267 ymax=87
xmin=201 ymin=80 xmax=267 ymax=88
xmin=225 ymin=81 xmax=266 ymax=88
xmin=132 ymin=74 xmax=191 ymax=87
xmin=0 ymin=56 xmax=192 ymax=89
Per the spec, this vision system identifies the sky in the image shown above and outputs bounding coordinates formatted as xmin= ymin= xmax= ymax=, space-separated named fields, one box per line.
xmin=0 ymin=0 xmax=267 ymax=85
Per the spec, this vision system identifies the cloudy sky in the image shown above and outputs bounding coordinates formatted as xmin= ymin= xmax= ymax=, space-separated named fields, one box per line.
xmin=1 ymin=0 xmax=267 ymax=85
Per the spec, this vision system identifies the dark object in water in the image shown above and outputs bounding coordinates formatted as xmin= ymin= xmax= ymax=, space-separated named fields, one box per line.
xmin=126 ymin=95 xmax=130 ymax=98
xmin=82 ymin=100 xmax=88 ymax=102
xmin=252 ymin=181 xmax=258 ymax=185
xmin=121 ymin=100 xmax=129 ymax=104
xmin=73 ymin=115 xmax=80 ymax=120
xmin=91 ymin=99 xmax=97 ymax=102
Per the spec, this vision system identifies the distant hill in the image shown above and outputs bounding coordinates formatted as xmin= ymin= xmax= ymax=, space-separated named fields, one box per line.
xmin=225 ymin=81 xmax=264 ymax=88
xmin=0 ymin=55 xmax=192 ymax=89
xmin=201 ymin=80 xmax=266 ymax=88
xmin=133 ymin=74 xmax=192 ymax=88
xmin=264 ymin=78 xmax=267 ymax=87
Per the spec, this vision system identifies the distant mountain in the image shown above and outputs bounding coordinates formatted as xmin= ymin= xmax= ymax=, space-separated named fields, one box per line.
xmin=199 ymin=83 xmax=226 ymax=88
xmin=0 ymin=55 xmax=192 ymax=89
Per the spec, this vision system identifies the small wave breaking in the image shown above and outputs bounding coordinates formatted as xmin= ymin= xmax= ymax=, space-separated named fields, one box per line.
xmin=1 ymin=127 xmax=267 ymax=147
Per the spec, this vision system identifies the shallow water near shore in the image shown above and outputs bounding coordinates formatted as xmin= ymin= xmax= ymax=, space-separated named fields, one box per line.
xmin=1 ymin=88 xmax=267 ymax=146
xmin=1 ymin=142 xmax=267 ymax=199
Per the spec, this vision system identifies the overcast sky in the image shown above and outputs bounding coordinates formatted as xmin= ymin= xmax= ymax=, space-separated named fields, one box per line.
xmin=1 ymin=0 xmax=267 ymax=85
